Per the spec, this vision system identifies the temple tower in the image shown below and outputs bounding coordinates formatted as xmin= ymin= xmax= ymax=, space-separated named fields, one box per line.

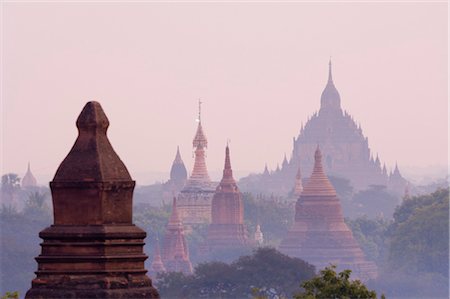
xmin=162 ymin=147 xmax=188 ymax=199
xmin=22 ymin=162 xmax=37 ymax=188
xmin=25 ymin=101 xmax=159 ymax=298
xmin=150 ymin=238 xmax=166 ymax=278
xmin=161 ymin=197 xmax=193 ymax=274
xmin=177 ymin=101 xmax=216 ymax=225
xmin=279 ymin=146 xmax=377 ymax=281
xmin=204 ymin=145 xmax=252 ymax=252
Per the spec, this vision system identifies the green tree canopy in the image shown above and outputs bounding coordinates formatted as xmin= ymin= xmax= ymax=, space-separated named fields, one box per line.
xmin=293 ymin=265 xmax=383 ymax=299
xmin=156 ymin=247 xmax=315 ymax=299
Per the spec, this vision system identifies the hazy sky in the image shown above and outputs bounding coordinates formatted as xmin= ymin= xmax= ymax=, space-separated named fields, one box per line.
xmin=2 ymin=2 xmax=448 ymax=185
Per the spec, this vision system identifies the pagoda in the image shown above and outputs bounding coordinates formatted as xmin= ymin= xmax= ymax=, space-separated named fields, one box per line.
xmin=162 ymin=146 xmax=188 ymax=199
xmin=204 ymin=145 xmax=253 ymax=252
xmin=150 ymin=238 xmax=166 ymax=277
xmin=25 ymin=101 xmax=159 ymax=298
xmin=161 ymin=197 xmax=193 ymax=274
xmin=279 ymin=146 xmax=378 ymax=281
xmin=22 ymin=162 xmax=37 ymax=188
xmin=177 ymin=101 xmax=216 ymax=225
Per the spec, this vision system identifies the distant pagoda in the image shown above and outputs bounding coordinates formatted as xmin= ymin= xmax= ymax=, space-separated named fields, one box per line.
xmin=25 ymin=101 xmax=159 ymax=298
xmin=279 ymin=146 xmax=378 ymax=281
xmin=162 ymin=146 xmax=188 ymax=199
xmin=22 ymin=162 xmax=37 ymax=188
xmin=150 ymin=238 xmax=166 ymax=278
xmin=240 ymin=61 xmax=408 ymax=194
xmin=203 ymin=145 xmax=253 ymax=253
xmin=161 ymin=197 xmax=193 ymax=275
xmin=177 ymin=101 xmax=216 ymax=225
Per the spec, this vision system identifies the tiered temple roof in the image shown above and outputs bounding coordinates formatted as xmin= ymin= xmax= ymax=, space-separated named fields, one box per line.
xmin=279 ymin=146 xmax=378 ymax=281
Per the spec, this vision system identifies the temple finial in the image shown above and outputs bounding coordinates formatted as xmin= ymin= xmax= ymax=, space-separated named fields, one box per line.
xmin=198 ymin=99 xmax=202 ymax=123
xmin=328 ymin=57 xmax=333 ymax=83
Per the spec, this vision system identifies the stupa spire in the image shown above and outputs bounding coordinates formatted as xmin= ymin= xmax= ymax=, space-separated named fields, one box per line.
xmin=188 ymin=101 xmax=210 ymax=184
xmin=328 ymin=58 xmax=333 ymax=83
xmin=302 ymin=146 xmax=336 ymax=196
xmin=320 ymin=60 xmax=341 ymax=111
xmin=150 ymin=238 xmax=166 ymax=275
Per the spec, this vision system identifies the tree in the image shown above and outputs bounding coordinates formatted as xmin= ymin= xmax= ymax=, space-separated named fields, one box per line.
xmin=1 ymin=173 xmax=21 ymax=206
xmin=388 ymin=188 xmax=449 ymax=276
xmin=352 ymin=185 xmax=399 ymax=219
xmin=156 ymin=247 xmax=315 ymax=299
xmin=293 ymin=265 xmax=383 ymax=299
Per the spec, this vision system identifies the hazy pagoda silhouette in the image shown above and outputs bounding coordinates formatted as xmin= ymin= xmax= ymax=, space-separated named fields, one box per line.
xmin=162 ymin=146 xmax=188 ymax=199
xmin=241 ymin=61 xmax=408 ymax=195
xmin=203 ymin=145 xmax=253 ymax=254
xmin=177 ymin=101 xmax=216 ymax=225
xmin=279 ymin=146 xmax=378 ymax=280
xmin=22 ymin=162 xmax=37 ymax=188
xmin=150 ymin=238 xmax=166 ymax=277
xmin=161 ymin=197 xmax=193 ymax=274
xmin=25 ymin=101 xmax=159 ymax=298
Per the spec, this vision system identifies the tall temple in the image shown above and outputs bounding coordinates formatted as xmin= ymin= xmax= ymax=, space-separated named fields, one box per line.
xmin=203 ymin=145 xmax=253 ymax=253
xmin=162 ymin=146 xmax=188 ymax=200
xmin=25 ymin=101 xmax=159 ymax=298
xmin=177 ymin=101 xmax=216 ymax=225
xmin=240 ymin=61 xmax=408 ymax=195
xmin=279 ymin=146 xmax=378 ymax=281
xmin=22 ymin=162 xmax=37 ymax=188
xmin=161 ymin=197 xmax=193 ymax=275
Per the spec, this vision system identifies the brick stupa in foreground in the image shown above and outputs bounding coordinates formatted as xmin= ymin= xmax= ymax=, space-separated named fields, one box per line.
xmin=279 ymin=146 xmax=377 ymax=281
xmin=25 ymin=102 xmax=159 ymax=298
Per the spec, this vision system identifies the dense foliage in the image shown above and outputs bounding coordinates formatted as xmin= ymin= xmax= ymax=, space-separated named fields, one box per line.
xmin=157 ymin=247 xmax=315 ymax=299
xmin=242 ymin=192 xmax=294 ymax=246
xmin=345 ymin=217 xmax=390 ymax=264
xmin=293 ymin=265 xmax=383 ymax=299
xmin=389 ymin=188 xmax=449 ymax=276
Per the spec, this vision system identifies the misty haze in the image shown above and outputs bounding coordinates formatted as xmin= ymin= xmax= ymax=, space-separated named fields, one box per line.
xmin=1 ymin=2 xmax=448 ymax=299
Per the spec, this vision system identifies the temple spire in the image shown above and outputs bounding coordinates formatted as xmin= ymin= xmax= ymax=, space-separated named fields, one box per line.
xmin=302 ymin=145 xmax=336 ymax=196
xmin=328 ymin=58 xmax=333 ymax=83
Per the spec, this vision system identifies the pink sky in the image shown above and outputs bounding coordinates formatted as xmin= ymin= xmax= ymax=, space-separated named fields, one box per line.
xmin=2 ymin=2 xmax=448 ymax=184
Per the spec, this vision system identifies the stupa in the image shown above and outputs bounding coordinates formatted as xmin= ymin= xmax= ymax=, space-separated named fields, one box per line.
xmin=177 ymin=101 xmax=216 ymax=225
xmin=161 ymin=197 xmax=193 ymax=274
xmin=22 ymin=162 xmax=37 ymax=188
xmin=162 ymin=146 xmax=188 ymax=199
xmin=204 ymin=145 xmax=252 ymax=252
xmin=279 ymin=146 xmax=378 ymax=281
xmin=150 ymin=239 xmax=166 ymax=277
xmin=25 ymin=101 xmax=159 ymax=298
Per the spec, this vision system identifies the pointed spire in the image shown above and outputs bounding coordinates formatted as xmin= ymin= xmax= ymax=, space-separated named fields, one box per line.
xmin=151 ymin=238 xmax=166 ymax=275
xmin=263 ymin=163 xmax=270 ymax=176
xmin=219 ymin=144 xmax=235 ymax=186
xmin=22 ymin=161 xmax=37 ymax=187
xmin=302 ymin=145 xmax=336 ymax=196
xmin=328 ymin=57 xmax=333 ymax=83
xmin=27 ymin=162 xmax=31 ymax=172
xmin=282 ymin=153 xmax=288 ymax=168
xmin=174 ymin=146 xmax=183 ymax=164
